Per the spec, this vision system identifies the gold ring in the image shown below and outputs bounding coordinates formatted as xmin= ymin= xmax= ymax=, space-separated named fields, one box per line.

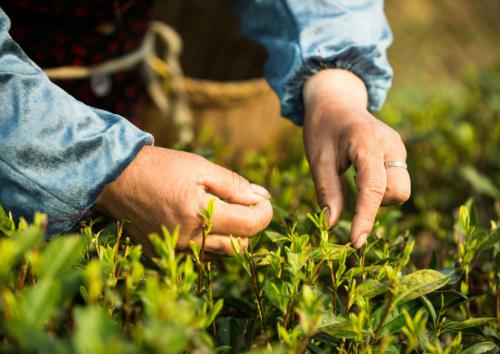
xmin=384 ymin=161 xmax=407 ymax=169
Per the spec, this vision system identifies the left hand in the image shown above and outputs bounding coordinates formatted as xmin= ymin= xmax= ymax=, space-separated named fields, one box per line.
xmin=303 ymin=69 xmax=411 ymax=248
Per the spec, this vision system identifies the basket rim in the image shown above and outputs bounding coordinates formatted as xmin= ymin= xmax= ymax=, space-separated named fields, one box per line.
xmin=182 ymin=77 xmax=272 ymax=106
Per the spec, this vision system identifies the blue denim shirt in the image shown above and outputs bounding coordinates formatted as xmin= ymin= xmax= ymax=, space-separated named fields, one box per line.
xmin=229 ymin=0 xmax=393 ymax=124
xmin=0 ymin=1 xmax=392 ymax=235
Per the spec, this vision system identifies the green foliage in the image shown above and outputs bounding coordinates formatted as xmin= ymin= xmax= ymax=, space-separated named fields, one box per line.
xmin=0 ymin=197 xmax=497 ymax=353
xmin=0 ymin=65 xmax=499 ymax=353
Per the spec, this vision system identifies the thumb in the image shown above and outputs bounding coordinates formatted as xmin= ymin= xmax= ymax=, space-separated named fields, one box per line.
xmin=203 ymin=162 xmax=271 ymax=206
xmin=309 ymin=153 xmax=344 ymax=227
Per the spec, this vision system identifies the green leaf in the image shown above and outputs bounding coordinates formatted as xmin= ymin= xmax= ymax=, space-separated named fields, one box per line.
xmin=381 ymin=313 xmax=406 ymax=335
xmin=319 ymin=317 xmax=357 ymax=338
xmin=22 ymin=278 xmax=61 ymax=329
xmin=420 ymin=295 xmax=437 ymax=325
xmin=13 ymin=225 xmax=45 ymax=253
xmin=287 ymin=252 xmax=308 ymax=272
xmin=73 ymin=306 xmax=123 ymax=354
xmin=6 ymin=321 xmax=64 ymax=354
xmin=461 ymin=342 xmax=498 ymax=354
xmin=205 ymin=299 xmax=224 ymax=328
xmin=353 ymin=279 xmax=389 ymax=300
xmin=395 ymin=269 xmax=449 ymax=304
xmin=343 ymin=265 xmax=382 ymax=280
xmin=378 ymin=301 xmax=421 ymax=337
xmin=0 ymin=225 xmax=44 ymax=283
xmin=0 ymin=203 xmax=15 ymax=235
xmin=442 ymin=318 xmax=495 ymax=333
xmin=460 ymin=165 xmax=500 ymax=199
xmin=379 ymin=345 xmax=400 ymax=354
xmin=34 ymin=235 xmax=85 ymax=278
xmin=265 ymin=230 xmax=289 ymax=243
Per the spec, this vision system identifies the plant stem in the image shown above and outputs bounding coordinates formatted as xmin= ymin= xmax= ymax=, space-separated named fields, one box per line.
xmin=284 ymin=297 xmax=297 ymax=330
xmin=295 ymin=320 xmax=317 ymax=354
xmin=197 ymin=225 xmax=209 ymax=295
xmin=360 ymin=245 xmax=367 ymax=282
xmin=206 ymin=261 xmax=217 ymax=335
xmin=371 ymin=291 xmax=394 ymax=345
xmin=309 ymin=260 xmax=325 ymax=284
xmin=249 ymin=251 xmax=265 ymax=325
xmin=113 ymin=221 xmax=123 ymax=264
xmin=338 ymin=337 xmax=346 ymax=354
xmin=464 ymin=270 xmax=471 ymax=317
xmin=329 ymin=261 xmax=337 ymax=315
xmin=496 ymin=275 xmax=499 ymax=330
xmin=15 ymin=262 xmax=28 ymax=290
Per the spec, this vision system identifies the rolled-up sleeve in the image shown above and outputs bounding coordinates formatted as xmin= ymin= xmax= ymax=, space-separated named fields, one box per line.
xmin=228 ymin=0 xmax=393 ymax=124
xmin=0 ymin=9 xmax=153 ymax=235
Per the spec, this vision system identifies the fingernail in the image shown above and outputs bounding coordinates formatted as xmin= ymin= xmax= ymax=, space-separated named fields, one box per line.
xmin=324 ymin=207 xmax=334 ymax=227
xmin=250 ymin=183 xmax=271 ymax=199
xmin=354 ymin=233 xmax=368 ymax=249
xmin=325 ymin=207 xmax=331 ymax=220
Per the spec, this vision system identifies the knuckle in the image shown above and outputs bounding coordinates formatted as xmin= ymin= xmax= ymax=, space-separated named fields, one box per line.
xmin=351 ymin=145 xmax=372 ymax=165
xmin=358 ymin=181 xmax=385 ymax=199
xmin=315 ymin=185 xmax=336 ymax=203
xmin=229 ymin=171 xmax=249 ymax=194
xmin=389 ymin=129 xmax=403 ymax=143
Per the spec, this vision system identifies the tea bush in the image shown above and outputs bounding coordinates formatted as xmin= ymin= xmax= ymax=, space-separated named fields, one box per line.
xmin=0 ymin=65 xmax=498 ymax=353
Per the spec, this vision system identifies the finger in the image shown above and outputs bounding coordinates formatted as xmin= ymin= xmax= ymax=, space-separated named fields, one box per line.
xmin=308 ymin=147 xmax=344 ymax=227
xmin=192 ymin=234 xmax=249 ymax=255
xmin=382 ymin=140 xmax=411 ymax=206
xmin=350 ymin=151 xmax=386 ymax=249
xmin=203 ymin=163 xmax=270 ymax=205
xmin=207 ymin=197 xmax=273 ymax=237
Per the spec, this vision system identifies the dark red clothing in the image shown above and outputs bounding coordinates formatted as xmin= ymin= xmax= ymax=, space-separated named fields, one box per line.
xmin=2 ymin=0 xmax=154 ymax=126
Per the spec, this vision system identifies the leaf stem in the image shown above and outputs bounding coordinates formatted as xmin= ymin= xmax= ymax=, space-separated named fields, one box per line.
xmin=371 ymin=290 xmax=394 ymax=344
xmin=329 ymin=261 xmax=337 ymax=315
xmin=496 ymin=275 xmax=499 ymax=330
xmin=197 ymin=224 xmax=208 ymax=295
xmin=249 ymin=250 xmax=265 ymax=325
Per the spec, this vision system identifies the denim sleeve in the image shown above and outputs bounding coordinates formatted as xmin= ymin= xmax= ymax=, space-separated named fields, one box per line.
xmin=227 ymin=0 xmax=393 ymax=124
xmin=0 ymin=9 xmax=153 ymax=236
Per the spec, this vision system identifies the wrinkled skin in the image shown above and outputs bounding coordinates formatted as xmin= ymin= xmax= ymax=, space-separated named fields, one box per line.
xmin=303 ymin=69 xmax=411 ymax=248
xmin=95 ymin=146 xmax=273 ymax=255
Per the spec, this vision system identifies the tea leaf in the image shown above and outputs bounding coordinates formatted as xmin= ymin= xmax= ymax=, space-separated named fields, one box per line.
xmin=34 ymin=235 xmax=85 ymax=278
xmin=461 ymin=342 xmax=498 ymax=354
xmin=420 ymin=295 xmax=437 ymax=325
xmin=22 ymin=278 xmax=61 ymax=329
xmin=353 ymin=279 xmax=389 ymax=300
xmin=319 ymin=317 xmax=358 ymax=339
xmin=73 ymin=306 xmax=123 ymax=354
xmin=395 ymin=270 xmax=449 ymax=304
xmin=441 ymin=317 xmax=495 ymax=333
xmin=0 ymin=203 xmax=15 ymax=235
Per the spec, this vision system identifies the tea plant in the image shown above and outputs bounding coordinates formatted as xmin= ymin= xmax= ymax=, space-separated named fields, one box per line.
xmin=0 ymin=193 xmax=498 ymax=353
xmin=0 ymin=64 xmax=499 ymax=353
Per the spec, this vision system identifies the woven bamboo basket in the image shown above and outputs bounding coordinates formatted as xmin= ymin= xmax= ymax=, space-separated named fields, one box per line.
xmin=140 ymin=0 xmax=282 ymax=152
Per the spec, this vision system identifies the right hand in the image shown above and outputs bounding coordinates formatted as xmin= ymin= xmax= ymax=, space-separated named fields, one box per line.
xmin=95 ymin=146 xmax=273 ymax=255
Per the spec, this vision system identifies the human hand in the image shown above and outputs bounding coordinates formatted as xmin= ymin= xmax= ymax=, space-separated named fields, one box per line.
xmin=303 ymin=69 xmax=411 ymax=248
xmin=95 ymin=146 xmax=273 ymax=255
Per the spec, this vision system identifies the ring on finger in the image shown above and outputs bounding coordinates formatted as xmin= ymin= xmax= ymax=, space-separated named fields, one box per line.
xmin=384 ymin=161 xmax=407 ymax=169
